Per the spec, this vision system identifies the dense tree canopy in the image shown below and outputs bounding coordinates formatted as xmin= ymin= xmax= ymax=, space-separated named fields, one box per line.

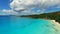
xmin=20 ymin=11 xmax=60 ymax=23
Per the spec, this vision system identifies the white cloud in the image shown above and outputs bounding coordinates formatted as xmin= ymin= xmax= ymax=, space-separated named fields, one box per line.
xmin=0 ymin=9 xmax=18 ymax=15
xmin=0 ymin=0 xmax=60 ymax=15
xmin=57 ymin=5 xmax=60 ymax=8
xmin=9 ymin=0 xmax=60 ymax=15
xmin=10 ymin=0 xmax=60 ymax=10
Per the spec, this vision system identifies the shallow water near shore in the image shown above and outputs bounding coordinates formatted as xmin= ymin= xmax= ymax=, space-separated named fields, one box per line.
xmin=0 ymin=16 xmax=60 ymax=34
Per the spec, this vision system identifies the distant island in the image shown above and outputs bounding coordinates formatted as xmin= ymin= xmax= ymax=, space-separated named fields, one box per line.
xmin=20 ymin=11 xmax=60 ymax=23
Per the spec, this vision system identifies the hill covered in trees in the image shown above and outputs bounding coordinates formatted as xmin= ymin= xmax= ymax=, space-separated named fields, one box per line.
xmin=20 ymin=11 xmax=60 ymax=23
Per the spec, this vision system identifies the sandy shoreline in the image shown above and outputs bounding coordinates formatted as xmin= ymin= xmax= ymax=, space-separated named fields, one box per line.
xmin=49 ymin=20 xmax=60 ymax=30
xmin=50 ymin=20 xmax=60 ymax=25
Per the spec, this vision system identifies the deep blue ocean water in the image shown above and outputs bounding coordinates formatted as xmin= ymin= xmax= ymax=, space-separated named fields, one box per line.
xmin=0 ymin=16 xmax=60 ymax=34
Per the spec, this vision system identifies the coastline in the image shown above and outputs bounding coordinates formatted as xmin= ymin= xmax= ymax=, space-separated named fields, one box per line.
xmin=20 ymin=11 xmax=60 ymax=23
xmin=49 ymin=20 xmax=60 ymax=29
xmin=50 ymin=20 xmax=60 ymax=26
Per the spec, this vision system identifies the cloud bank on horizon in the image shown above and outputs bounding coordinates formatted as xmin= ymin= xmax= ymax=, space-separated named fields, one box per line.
xmin=0 ymin=0 xmax=60 ymax=15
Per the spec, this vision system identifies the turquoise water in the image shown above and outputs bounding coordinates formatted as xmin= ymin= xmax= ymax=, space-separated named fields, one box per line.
xmin=0 ymin=16 xmax=60 ymax=34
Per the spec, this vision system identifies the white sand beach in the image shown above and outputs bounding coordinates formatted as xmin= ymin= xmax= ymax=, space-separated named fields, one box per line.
xmin=50 ymin=20 xmax=60 ymax=31
xmin=50 ymin=20 xmax=60 ymax=27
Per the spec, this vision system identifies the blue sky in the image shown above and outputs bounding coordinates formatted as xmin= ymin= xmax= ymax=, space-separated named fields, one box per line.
xmin=0 ymin=0 xmax=60 ymax=15
xmin=0 ymin=0 xmax=11 ymax=10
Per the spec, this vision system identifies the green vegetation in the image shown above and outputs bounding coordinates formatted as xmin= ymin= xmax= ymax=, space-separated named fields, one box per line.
xmin=20 ymin=11 xmax=60 ymax=23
